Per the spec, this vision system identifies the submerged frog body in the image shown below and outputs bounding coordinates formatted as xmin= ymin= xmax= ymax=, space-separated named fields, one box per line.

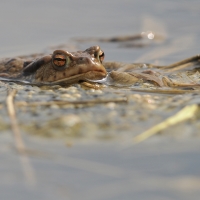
xmin=0 ymin=46 xmax=106 ymax=85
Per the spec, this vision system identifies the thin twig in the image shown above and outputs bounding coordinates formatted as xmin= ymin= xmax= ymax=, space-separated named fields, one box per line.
xmin=15 ymin=97 xmax=128 ymax=107
xmin=164 ymin=55 xmax=200 ymax=69
xmin=7 ymin=89 xmax=21 ymax=142
xmin=133 ymin=104 xmax=199 ymax=144
xmin=131 ymin=88 xmax=199 ymax=94
xmin=6 ymin=88 xmax=36 ymax=186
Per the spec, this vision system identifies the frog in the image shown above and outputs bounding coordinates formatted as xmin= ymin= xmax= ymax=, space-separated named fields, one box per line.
xmin=0 ymin=46 xmax=107 ymax=86
xmin=0 ymin=45 xmax=200 ymax=89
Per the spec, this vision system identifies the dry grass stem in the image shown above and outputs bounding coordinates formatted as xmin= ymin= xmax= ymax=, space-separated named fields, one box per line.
xmin=133 ymin=104 xmax=199 ymax=144
xmin=6 ymin=89 xmax=36 ymax=186
xmin=15 ymin=97 xmax=128 ymax=107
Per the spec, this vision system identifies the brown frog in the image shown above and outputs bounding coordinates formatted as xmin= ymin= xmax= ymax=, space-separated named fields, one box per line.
xmin=0 ymin=46 xmax=107 ymax=86
xmin=0 ymin=45 xmax=200 ymax=89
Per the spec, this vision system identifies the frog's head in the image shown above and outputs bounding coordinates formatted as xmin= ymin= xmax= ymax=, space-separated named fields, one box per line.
xmin=23 ymin=46 xmax=107 ymax=85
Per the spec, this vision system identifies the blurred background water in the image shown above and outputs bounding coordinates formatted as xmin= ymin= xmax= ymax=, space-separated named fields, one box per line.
xmin=0 ymin=0 xmax=200 ymax=62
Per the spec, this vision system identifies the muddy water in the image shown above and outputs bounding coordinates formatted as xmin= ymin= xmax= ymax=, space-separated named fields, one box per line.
xmin=1 ymin=0 xmax=200 ymax=200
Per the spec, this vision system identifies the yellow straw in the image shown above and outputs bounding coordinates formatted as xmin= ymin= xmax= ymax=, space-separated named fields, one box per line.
xmin=133 ymin=104 xmax=199 ymax=144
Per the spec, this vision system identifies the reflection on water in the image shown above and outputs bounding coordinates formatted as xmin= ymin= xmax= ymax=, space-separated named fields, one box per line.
xmin=145 ymin=31 xmax=155 ymax=40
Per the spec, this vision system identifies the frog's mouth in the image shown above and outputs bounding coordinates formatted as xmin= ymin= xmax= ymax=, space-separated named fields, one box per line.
xmin=49 ymin=60 xmax=107 ymax=85
xmin=50 ymin=71 xmax=107 ymax=85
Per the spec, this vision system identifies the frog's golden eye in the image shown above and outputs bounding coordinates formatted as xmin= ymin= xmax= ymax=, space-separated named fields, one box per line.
xmin=54 ymin=55 xmax=66 ymax=66
xmin=99 ymin=51 xmax=105 ymax=63
xmin=94 ymin=50 xmax=105 ymax=63
xmin=52 ymin=53 xmax=69 ymax=70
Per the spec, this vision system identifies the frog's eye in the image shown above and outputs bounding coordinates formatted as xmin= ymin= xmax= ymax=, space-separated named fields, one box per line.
xmin=94 ymin=50 xmax=105 ymax=63
xmin=52 ymin=53 xmax=69 ymax=70
xmin=99 ymin=51 xmax=105 ymax=63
